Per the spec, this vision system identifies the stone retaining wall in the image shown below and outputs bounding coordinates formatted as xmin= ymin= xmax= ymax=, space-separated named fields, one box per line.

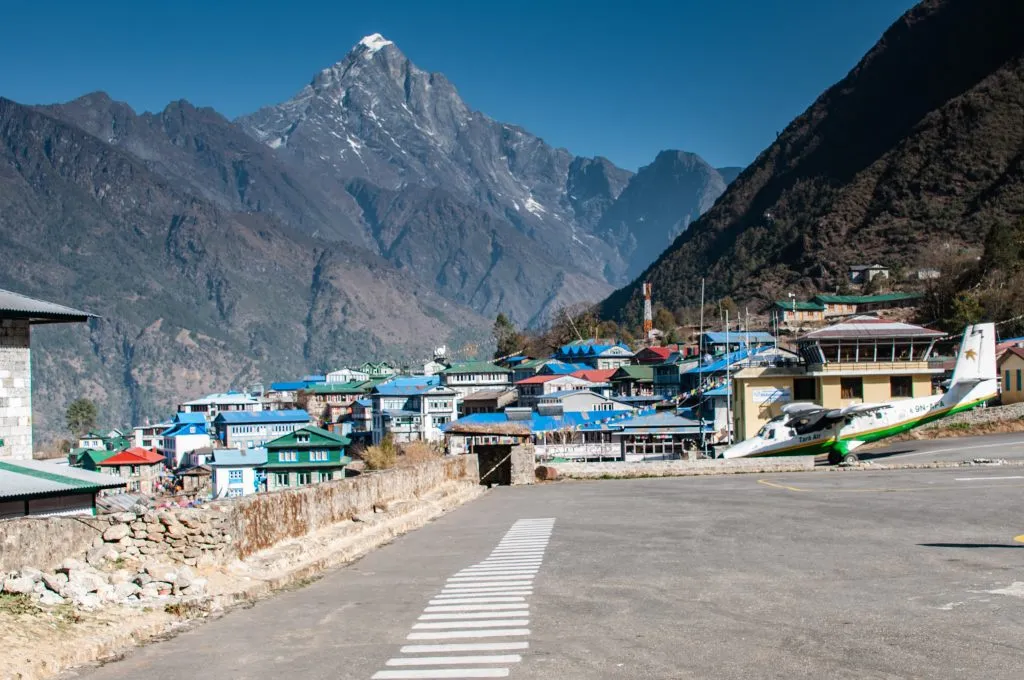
xmin=548 ymin=456 xmax=815 ymax=479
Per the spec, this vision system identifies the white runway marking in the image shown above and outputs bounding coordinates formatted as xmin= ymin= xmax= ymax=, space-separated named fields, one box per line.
xmin=375 ymin=519 xmax=555 ymax=678
xmin=955 ymin=475 xmax=1024 ymax=481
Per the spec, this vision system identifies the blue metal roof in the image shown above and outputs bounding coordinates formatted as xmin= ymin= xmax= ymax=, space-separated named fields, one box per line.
xmin=161 ymin=421 xmax=208 ymax=437
xmin=557 ymin=340 xmax=633 ymax=357
xmin=444 ymin=410 xmax=635 ymax=434
xmin=355 ymin=398 xmax=372 ymax=407
xmin=682 ymin=345 xmax=771 ymax=375
xmin=303 ymin=375 xmax=326 ymax=383
xmin=270 ymin=381 xmax=307 ymax=391
xmin=175 ymin=412 xmax=207 ymax=424
xmin=702 ymin=331 xmax=775 ymax=344
xmin=540 ymin=362 xmax=591 ymax=375
xmin=703 ymin=386 xmax=732 ymax=397
xmin=208 ymin=448 xmax=268 ymax=466
xmin=374 ymin=376 xmax=443 ymax=396
xmin=214 ymin=410 xmax=311 ymax=425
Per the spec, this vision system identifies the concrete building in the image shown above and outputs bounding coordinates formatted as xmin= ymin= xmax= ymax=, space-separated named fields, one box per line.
xmin=771 ymin=300 xmax=826 ymax=327
xmin=178 ymin=392 xmax=262 ymax=420
xmin=133 ymin=423 xmax=169 ymax=450
xmin=812 ymin=293 xmax=923 ymax=318
xmin=731 ymin=317 xmax=945 ymax=441
xmin=0 ymin=289 xmax=94 ymax=460
xmin=213 ymin=409 xmax=312 ymax=450
xmin=848 ymin=264 xmax=890 ymax=284
xmin=515 ymin=374 xmax=594 ymax=408
xmin=440 ymin=362 xmax=513 ymax=400
xmin=998 ymin=347 xmax=1024 ymax=405
xmin=208 ymin=447 xmax=267 ymax=498
xmin=536 ymin=390 xmax=632 ymax=414
xmin=326 ymin=367 xmax=370 ymax=384
xmin=461 ymin=389 xmax=518 ymax=415
xmin=0 ymin=459 xmax=125 ymax=518
xmin=370 ymin=377 xmax=458 ymax=444
xmin=556 ymin=340 xmax=635 ymax=370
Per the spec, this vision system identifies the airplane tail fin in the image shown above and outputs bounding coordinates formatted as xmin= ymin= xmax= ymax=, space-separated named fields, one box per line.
xmin=950 ymin=322 xmax=998 ymax=386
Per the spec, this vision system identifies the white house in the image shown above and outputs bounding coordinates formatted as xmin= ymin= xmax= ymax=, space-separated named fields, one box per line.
xmin=514 ymin=375 xmax=595 ymax=408
xmin=439 ymin=362 xmax=513 ymax=400
xmin=133 ymin=423 xmax=169 ymax=450
xmin=178 ymin=392 xmax=263 ymax=421
xmin=208 ymin=448 xmax=267 ymax=498
xmin=159 ymin=413 xmax=212 ymax=469
xmin=536 ymin=390 xmax=634 ymax=414
xmin=326 ymin=367 xmax=370 ymax=384
xmin=370 ymin=377 xmax=459 ymax=444
xmin=212 ymin=409 xmax=312 ymax=450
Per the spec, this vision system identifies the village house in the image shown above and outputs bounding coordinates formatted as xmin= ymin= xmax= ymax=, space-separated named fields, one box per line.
xmin=159 ymin=413 xmax=212 ymax=469
xmin=461 ymin=389 xmax=518 ymax=415
xmin=264 ymin=381 xmax=306 ymax=410
xmin=998 ymin=347 xmax=1024 ymax=405
xmin=95 ymin=447 xmax=165 ymax=494
xmin=610 ymin=411 xmax=708 ymax=461
xmin=536 ymin=389 xmax=632 ymax=414
xmin=263 ymin=426 xmax=351 ymax=491
xmin=610 ymin=365 xmax=655 ymax=397
xmin=555 ymin=340 xmax=635 ymax=370
xmin=700 ymin=331 xmax=776 ymax=355
xmin=346 ymin=398 xmax=373 ymax=440
xmin=537 ymin=361 xmax=592 ymax=376
xmin=440 ymin=362 xmax=513 ymax=400
xmin=213 ymin=409 xmax=312 ymax=450
xmin=132 ymin=423 xmax=169 ymax=450
xmin=812 ymin=293 xmax=923 ymax=318
xmin=0 ymin=459 xmax=125 ymax=518
xmin=653 ymin=351 xmax=700 ymax=398
xmin=178 ymin=392 xmax=262 ymax=421
xmin=75 ymin=448 xmax=119 ymax=470
xmin=370 ymin=376 xmax=458 ymax=444
xmin=208 ymin=447 xmax=267 ymax=498
xmin=633 ymin=346 xmax=675 ymax=365
xmin=326 ymin=367 xmax=370 ymax=383
xmin=77 ymin=432 xmax=107 ymax=450
xmin=361 ymin=361 xmax=398 ymax=379
xmin=848 ymin=264 xmax=890 ymax=284
xmin=514 ymin=374 xmax=594 ymax=408
xmin=510 ymin=358 xmax=551 ymax=383
xmin=731 ymin=316 xmax=945 ymax=441
xmin=770 ymin=300 xmax=826 ymax=327
xmin=0 ymin=288 xmax=94 ymax=460
xmin=297 ymin=380 xmax=375 ymax=425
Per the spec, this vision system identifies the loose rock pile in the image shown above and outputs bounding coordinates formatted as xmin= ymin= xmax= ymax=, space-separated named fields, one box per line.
xmin=90 ymin=506 xmax=232 ymax=566
xmin=2 ymin=558 xmax=207 ymax=609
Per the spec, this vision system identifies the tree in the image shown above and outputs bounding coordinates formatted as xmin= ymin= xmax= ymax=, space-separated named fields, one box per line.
xmin=492 ymin=313 xmax=523 ymax=359
xmin=653 ymin=306 xmax=675 ymax=333
xmin=66 ymin=398 xmax=98 ymax=438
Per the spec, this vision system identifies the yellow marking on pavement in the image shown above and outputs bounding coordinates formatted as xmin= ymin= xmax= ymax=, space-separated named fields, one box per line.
xmin=756 ymin=479 xmax=805 ymax=492
xmin=1014 ymin=534 xmax=1024 ymax=544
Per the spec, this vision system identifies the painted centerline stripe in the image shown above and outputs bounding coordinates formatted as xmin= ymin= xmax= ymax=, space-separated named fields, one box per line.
xmin=408 ymin=628 xmax=531 ymax=640
xmin=386 ymin=655 xmax=523 ymax=666
xmin=400 ymin=642 xmax=530 ymax=653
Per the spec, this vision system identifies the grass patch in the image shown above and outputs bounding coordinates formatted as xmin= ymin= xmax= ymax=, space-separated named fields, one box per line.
xmin=0 ymin=593 xmax=37 ymax=616
xmin=164 ymin=601 xmax=206 ymax=618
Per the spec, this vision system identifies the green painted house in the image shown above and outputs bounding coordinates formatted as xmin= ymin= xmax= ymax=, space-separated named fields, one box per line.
xmin=75 ymin=448 xmax=119 ymax=471
xmin=262 ymin=426 xmax=352 ymax=491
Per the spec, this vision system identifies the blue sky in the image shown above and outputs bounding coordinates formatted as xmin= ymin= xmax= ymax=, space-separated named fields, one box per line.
xmin=0 ymin=0 xmax=914 ymax=170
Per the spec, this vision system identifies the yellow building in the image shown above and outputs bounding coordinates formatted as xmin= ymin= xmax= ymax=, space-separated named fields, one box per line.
xmin=998 ymin=347 xmax=1024 ymax=405
xmin=732 ymin=316 xmax=945 ymax=441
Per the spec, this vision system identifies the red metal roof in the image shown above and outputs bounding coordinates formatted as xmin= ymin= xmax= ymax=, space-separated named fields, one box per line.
xmin=999 ymin=346 xmax=1024 ymax=363
xmin=570 ymin=369 xmax=617 ymax=382
xmin=97 ymin=447 xmax=164 ymax=466
xmin=515 ymin=375 xmax=561 ymax=385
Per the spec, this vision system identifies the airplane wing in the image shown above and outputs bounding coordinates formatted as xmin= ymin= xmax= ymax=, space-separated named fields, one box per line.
xmin=781 ymin=402 xmax=826 ymax=416
xmin=825 ymin=403 xmax=891 ymax=419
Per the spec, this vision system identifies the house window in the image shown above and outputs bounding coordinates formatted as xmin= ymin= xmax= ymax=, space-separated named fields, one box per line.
xmin=227 ymin=488 xmax=243 ymax=498
xmin=840 ymin=377 xmax=863 ymax=399
xmin=319 ymin=471 xmax=333 ymax=482
xmin=890 ymin=376 xmax=913 ymax=398
xmin=296 ymin=434 xmax=309 ymax=443
xmin=793 ymin=378 xmax=816 ymax=402
xmin=278 ymin=451 xmax=297 ymax=462
xmin=228 ymin=469 xmax=244 ymax=483
xmin=274 ymin=472 xmax=289 ymax=487
xmin=591 ymin=403 xmax=613 ymax=411
xmin=296 ymin=472 xmax=311 ymax=486
xmin=1018 ymin=369 xmax=1022 ymax=392
xmin=1005 ymin=370 xmax=1011 ymax=391
xmin=130 ymin=465 xmax=140 ymax=476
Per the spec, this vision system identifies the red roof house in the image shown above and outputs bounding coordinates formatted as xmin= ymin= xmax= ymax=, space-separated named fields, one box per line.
xmin=97 ymin=447 xmax=164 ymax=494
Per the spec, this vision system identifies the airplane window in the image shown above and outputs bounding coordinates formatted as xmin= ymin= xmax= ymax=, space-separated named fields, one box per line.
xmin=765 ymin=428 xmax=775 ymax=440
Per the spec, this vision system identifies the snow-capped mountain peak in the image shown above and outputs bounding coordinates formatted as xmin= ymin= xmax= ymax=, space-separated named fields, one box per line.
xmin=356 ymin=33 xmax=394 ymax=56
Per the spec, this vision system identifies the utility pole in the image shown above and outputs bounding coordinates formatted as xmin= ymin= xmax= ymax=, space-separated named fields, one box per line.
xmin=725 ymin=309 xmax=733 ymax=446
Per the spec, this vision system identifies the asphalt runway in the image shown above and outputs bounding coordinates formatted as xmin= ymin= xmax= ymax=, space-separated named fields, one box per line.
xmin=840 ymin=431 xmax=1024 ymax=465
xmin=67 ymin=462 xmax=1024 ymax=679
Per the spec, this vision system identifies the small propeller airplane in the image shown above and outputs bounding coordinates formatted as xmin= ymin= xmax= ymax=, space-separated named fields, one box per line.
xmin=720 ymin=322 xmax=999 ymax=464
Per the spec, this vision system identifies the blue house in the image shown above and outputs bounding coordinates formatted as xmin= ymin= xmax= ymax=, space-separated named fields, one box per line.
xmin=213 ymin=409 xmax=312 ymax=451
xmin=159 ymin=413 xmax=211 ymax=469
xmin=555 ymin=339 xmax=634 ymax=370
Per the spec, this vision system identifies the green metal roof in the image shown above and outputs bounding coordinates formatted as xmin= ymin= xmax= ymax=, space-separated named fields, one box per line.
xmin=0 ymin=459 xmax=125 ymax=499
xmin=78 ymin=449 xmax=120 ymax=466
xmin=773 ymin=300 xmax=826 ymax=311
xmin=265 ymin=425 xmax=351 ymax=449
xmin=305 ymin=380 xmax=373 ymax=394
xmin=441 ymin=361 xmax=512 ymax=374
xmin=811 ymin=292 xmax=923 ymax=305
xmin=612 ymin=365 xmax=654 ymax=382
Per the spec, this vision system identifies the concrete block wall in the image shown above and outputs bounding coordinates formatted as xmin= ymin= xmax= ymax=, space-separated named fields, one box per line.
xmin=0 ymin=319 xmax=31 ymax=460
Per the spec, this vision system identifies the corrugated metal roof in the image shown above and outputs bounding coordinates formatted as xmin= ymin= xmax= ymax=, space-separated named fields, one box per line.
xmin=702 ymin=331 xmax=776 ymax=344
xmin=800 ymin=316 xmax=944 ymax=340
xmin=214 ymin=409 xmax=310 ymax=424
xmin=0 ymin=288 xmax=94 ymax=323
xmin=0 ymin=459 xmax=125 ymax=499
xmin=209 ymin=448 xmax=268 ymax=466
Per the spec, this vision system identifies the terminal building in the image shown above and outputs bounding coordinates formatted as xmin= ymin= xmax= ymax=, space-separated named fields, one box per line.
xmin=731 ymin=316 xmax=946 ymax=441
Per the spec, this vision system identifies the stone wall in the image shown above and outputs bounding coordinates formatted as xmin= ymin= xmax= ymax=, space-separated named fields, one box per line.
xmin=509 ymin=445 xmax=535 ymax=486
xmin=0 ymin=516 xmax=103 ymax=572
xmin=0 ymin=318 xmax=31 ymax=459
xmin=548 ymin=456 xmax=815 ymax=479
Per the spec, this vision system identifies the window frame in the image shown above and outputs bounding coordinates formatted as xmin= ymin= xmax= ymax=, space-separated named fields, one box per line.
xmin=840 ymin=377 xmax=864 ymax=400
